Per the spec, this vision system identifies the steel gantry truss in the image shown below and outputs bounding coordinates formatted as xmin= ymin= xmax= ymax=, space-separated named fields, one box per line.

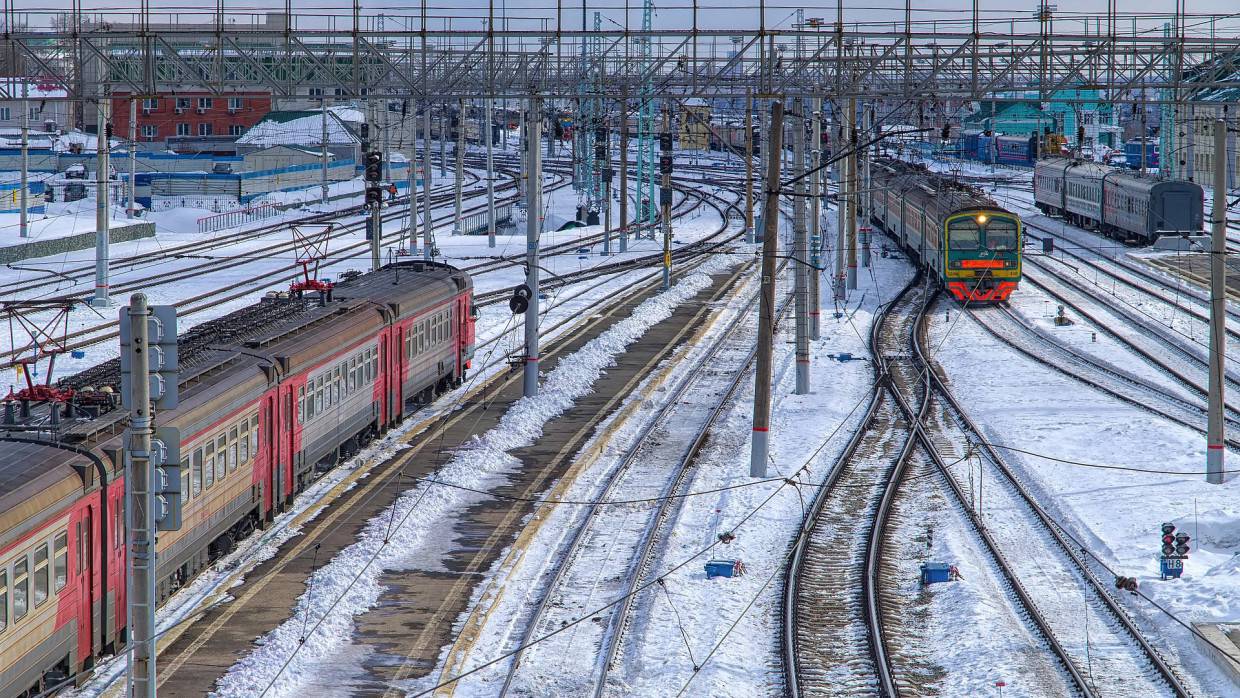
xmin=5 ymin=6 xmax=1240 ymax=107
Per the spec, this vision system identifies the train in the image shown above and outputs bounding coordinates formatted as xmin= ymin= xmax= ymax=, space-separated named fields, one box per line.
xmin=870 ymin=159 xmax=1023 ymax=302
xmin=0 ymin=260 xmax=475 ymax=697
xmin=954 ymin=129 xmax=1040 ymax=168
xmin=708 ymin=122 xmax=762 ymax=155
xmin=1122 ymin=138 xmax=1160 ymax=170
xmin=1033 ymin=159 xmax=1204 ymax=243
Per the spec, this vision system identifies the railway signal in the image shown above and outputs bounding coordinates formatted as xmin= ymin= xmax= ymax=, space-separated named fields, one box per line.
xmin=119 ymin=294 xmax=180 ymax=697
xmin=1159 ymin=522 xmax=1189 ymax=579
xmin=365 ymin=150 xmax=383 ymax=183
xmin=509 ymin=284 xmax=531 ymax=314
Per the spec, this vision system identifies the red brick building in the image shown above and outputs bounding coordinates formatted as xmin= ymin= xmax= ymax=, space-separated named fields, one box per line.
xmin=111 ymin=91 xmax=273 ymax=144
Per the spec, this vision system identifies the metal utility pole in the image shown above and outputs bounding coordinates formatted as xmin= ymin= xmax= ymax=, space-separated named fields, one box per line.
xmin=1207 ymin=118 xmax=1227 ymax=484
xmin=19 ymin=82 xmax=29 ymax=238
xmin=124 ymin=293 xmax=155 ymax=698
xmin=523 ymin=95 xmax=542 ymax=398
xmin=120 ymin=295 xmax=179 ymax=698
xmin=619 ymin=91 xmax=629 ymax=254
xmin=486 ymin=97 xmax=496 ymax=248
xmin=125 ymin=294 xmax=155 ymax=697
xmin=92 ymin=98 xmax=110 ymax=308
xmin=750 ymin=100 xmax=784 ymax=478
xmin=809 ymin=96 xmax=821 ymax=340
xmin=422 ymin=105 xmax=434 ymax=260
xmin=454 ymin=99 xmax=465 ymax=235
xmin=793 ymin=99 xmax=810 ymax=395
xmin=745 ymin=90 xmax=755 ymax=244
xmin=847 ymin=96 xmax=859 ymax=290
xmin=126 ymin=97 xmax=136 ymax=218
xmin=321 ymin=100 xmax=329 ymax=204
xmin=660 ymin=106 xmax=673 ymax=291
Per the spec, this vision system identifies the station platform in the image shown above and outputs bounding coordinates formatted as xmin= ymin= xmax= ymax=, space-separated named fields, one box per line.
xmin=1193 ymin=622 xmax=1240 ymax=689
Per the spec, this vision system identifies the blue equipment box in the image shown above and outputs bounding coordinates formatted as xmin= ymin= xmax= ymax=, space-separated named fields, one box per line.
xmin=705 ymin=560 xmax=739 ymax=579
xmin=921 ymin=562 xmax=951 ymax=584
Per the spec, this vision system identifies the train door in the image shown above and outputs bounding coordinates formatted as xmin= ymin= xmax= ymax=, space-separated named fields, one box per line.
xmin=264 ymin=396 xmax=280 ymax=515
xmin=80 ymin=508 xmax=97 ymax=659
xmin=284 ymin=387 xmax=295 ymax=498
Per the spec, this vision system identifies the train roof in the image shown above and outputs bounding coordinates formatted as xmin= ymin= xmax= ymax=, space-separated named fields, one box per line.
xmin=0 ymin=439 xmax=100 ymax=546
xmin=1037 ymin=157 xmax=1202 ymax=194
xmin=2 ymin=260 xmax=471 ymax=452
xmin=873 ymin=159 xmax=1010 ymax=219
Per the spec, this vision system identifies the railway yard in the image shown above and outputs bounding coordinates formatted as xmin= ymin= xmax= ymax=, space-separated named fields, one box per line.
xmin=5 ymin=4 xmax=1240 ymax=698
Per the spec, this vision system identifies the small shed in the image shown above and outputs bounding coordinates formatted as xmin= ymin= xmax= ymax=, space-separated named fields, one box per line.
xmin=243 ymin=145 xmax=328 ymax=173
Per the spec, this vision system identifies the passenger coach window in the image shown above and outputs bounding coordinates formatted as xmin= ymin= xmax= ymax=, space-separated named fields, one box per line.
xmin=948 ymin=218 xmax=980 ymax=250
xmin=180 ymin=456 xmax=190 ymax=503
xmin=34 ymin=544 xmax=48 ymax=607
xmin=229 ymin=428 xmax=239 ymax=471
xmin=193 ymin=448 xmax=204 ymax=496
xmin=250 ymin=416 xmax=259 ymax=456
xmin=13 ymin=557 xmax=27 ymax=620
xmin=54 ymin=533 xmax=68 ymax=592
xmin=985 ymin=218 xmax=1019 ymax=251
xmin=0 ymin=570 xmax=6 ymax=631
xmin=205 ymin=443 xmax=215 ymax=489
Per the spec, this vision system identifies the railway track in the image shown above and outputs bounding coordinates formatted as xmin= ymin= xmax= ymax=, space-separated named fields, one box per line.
xmin=967 ymin=304 xmax=1240 ymax=446
xmin=785 ymin=275 xmax=1125 ymax=698
xmin=0 ymin=165 xmax=707 ymax=368
xmin=916 ymin=294 xmax=1192 ymax=698
xmin=497 ymin=257 xmax=768 ymax=697
xmin=783 ymin=279 xmax=924 ymax=697
xmin=71 ymin=171 xmax=740 ymax=698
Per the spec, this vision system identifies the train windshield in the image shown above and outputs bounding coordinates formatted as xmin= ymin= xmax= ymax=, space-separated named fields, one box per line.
xmin=985 ymin=216 xmax=1019 ymax=251
xmin=947 ymin=217 xmax=980 ymax=250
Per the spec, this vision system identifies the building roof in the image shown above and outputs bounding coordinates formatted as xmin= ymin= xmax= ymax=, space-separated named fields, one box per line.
xmin=1183 ymin=50 xmax=1240 ymax=102
xmin=236 ymin=109 xmax=361 ymax=147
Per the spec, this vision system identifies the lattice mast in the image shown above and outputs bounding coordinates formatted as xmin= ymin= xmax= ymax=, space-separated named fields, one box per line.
xmin=635 ymin=0 xmax=658 ymax=234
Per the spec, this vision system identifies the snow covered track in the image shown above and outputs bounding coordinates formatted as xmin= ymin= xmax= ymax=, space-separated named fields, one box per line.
xmin=783 ymin=279 xmax=923 ymax=697
xmin=497 ymin=261 xmax=765 ymax=697
xmin=913 ymin=296 xmax=1192 ymax=698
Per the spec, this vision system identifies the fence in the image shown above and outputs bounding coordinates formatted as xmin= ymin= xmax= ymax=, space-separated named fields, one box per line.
xmin=198 ymin=202 xmax=280 ymax=233
xmin=458 ymin=202 xmax=514 ymax=235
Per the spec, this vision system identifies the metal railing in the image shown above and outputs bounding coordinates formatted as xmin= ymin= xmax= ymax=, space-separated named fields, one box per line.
xmin=458 ymin=202 xmax=513 ymax=235
xmin=197 ymin=202 xmax=280 ymax=233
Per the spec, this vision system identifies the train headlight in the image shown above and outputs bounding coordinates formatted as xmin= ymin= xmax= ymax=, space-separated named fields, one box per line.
xmin=976 ymin=214 xmax=989 ymax=224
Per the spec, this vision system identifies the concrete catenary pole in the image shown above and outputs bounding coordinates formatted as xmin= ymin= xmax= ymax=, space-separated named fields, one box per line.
xmin=523 ymin=95 xmax=542 ymax=398
xmin=846 ymin=96 xmax=858 ymax=290
xmin=809 ymin=96 xmax=822 ymax=340
xmin=861 ymin=104 xmax=873 ymax=269
xmin=486 ymin=97 xmax=496 ymax=248
xmin=793 ymin=99 xmax=811 ymax=395
xmin=619 ymin=91 xmax=629 ymax=254
xmin=19 ymin=81 xmax=29 ymax=238
xmin=834 ymin=104 xmax=847 ymax=300
xmin=661 ymin=106 xmax=673 ymax=291
xmin=125 ymin=293 xmax=155 ymax=697
xmin=422 ymin=104 xmax=434 ymax=260
xmin=126 ymin=97 xmax=136 ymax=218
xmin=92 ymin=98 xmax=110 ymax=308
xmin=321 ymin=99 xmax=330 ymax=204
xmin=750 ymin=100 xmax=784 ymax=478
xmin=454 ymin=98 xmax=464 ymax=235
xmin=439 ymin=107 xmax=447 ymax=178
xmin=1207 ymin=118 xmax=1227 ymax=484
xmin=745 ymin=90 xmax=755 ymax=244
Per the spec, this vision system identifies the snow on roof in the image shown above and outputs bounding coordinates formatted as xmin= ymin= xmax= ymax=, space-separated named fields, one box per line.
xmin=236 ymin=110 xmax=361 ymax=147
xmin=328 ymin=105 xmax=365 ymax=123
xmin=0 ymin=79 xmax=68 ymax=99
xmin=682 ymin=97 xmax=710 ymax=108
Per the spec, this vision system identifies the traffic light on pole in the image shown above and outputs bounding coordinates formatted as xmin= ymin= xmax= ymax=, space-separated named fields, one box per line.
xmin=1161 ymin=523 xmax=1176 ymax=557
xmin=365 ymin=150 xmax=383 ymax=183
xmin=660 ymin=133 xmax=673 ymax=151
xmin=150 ymin=427 xmax=182 ymax=531
xmin=659 ymin=154 xmax=673 ymax=175
xmin=1175 ymin=532 xmax=1191 ymax=557
xmin=365 ymin=186 xmax=383 ymax=208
